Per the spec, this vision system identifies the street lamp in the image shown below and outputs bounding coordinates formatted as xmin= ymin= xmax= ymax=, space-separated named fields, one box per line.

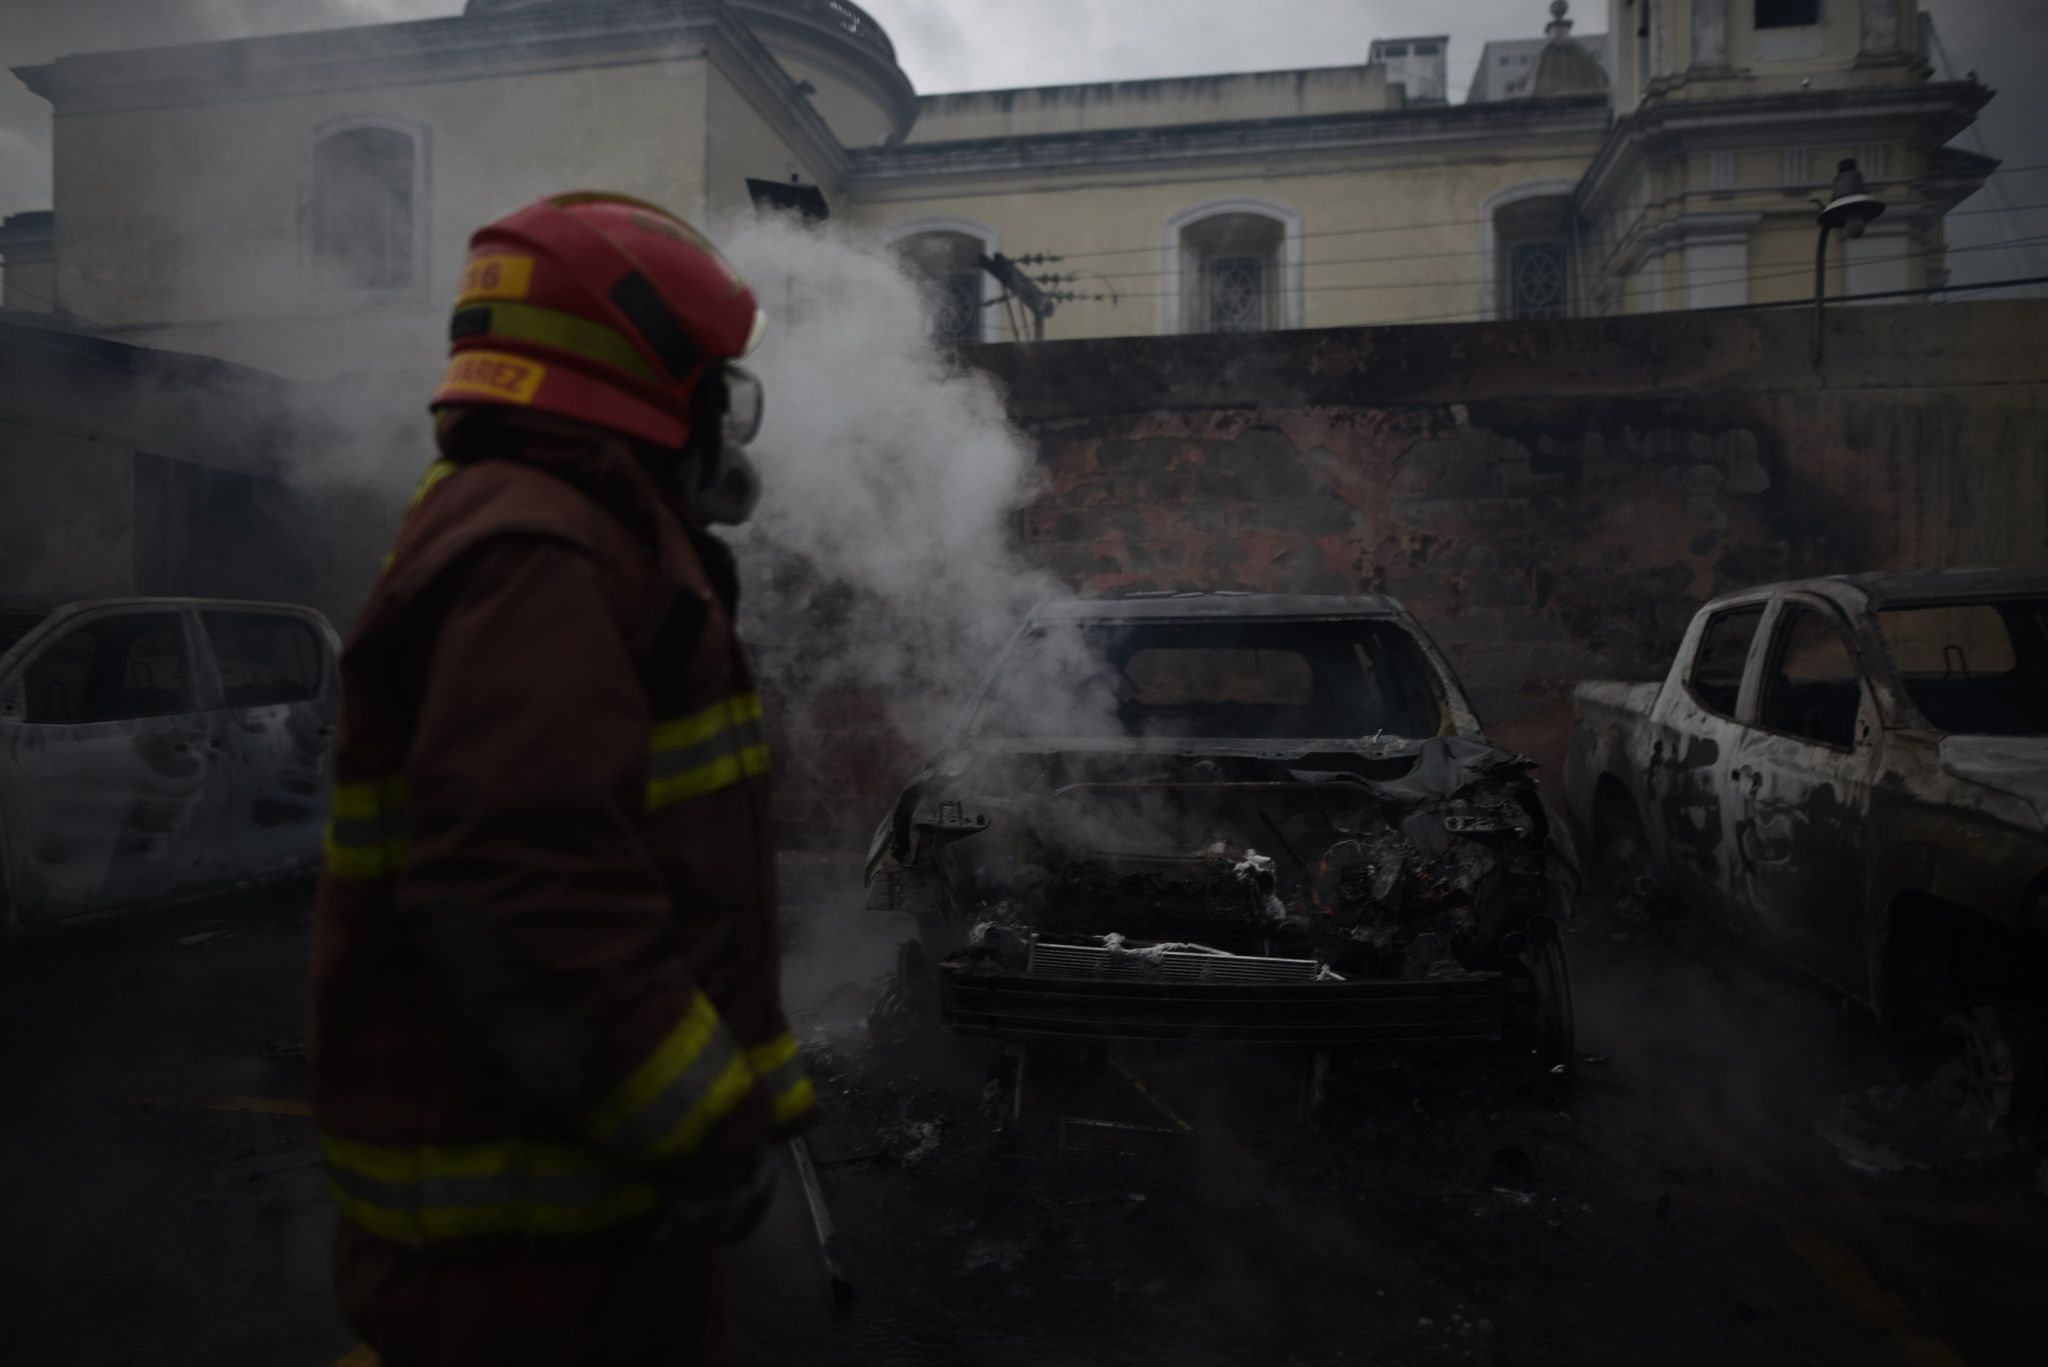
xmin=1812 ymin=158 xmax=1886 ymax=365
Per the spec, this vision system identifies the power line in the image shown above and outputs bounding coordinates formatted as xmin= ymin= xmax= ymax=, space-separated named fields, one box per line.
xmin=1356 ymin=260 xmax=2048 ymax=331
xmin=1023 ymin=165 xmax=2048 ymax=267
xmin=1059 ymin=230 xmax=2048 ymax=305
xmin=1072 ymin=201 xmax=2048 ymax=283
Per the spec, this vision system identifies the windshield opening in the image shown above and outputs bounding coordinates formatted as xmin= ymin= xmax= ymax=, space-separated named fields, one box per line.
xmin=970 ymin=619 xmax=1445 ymax=741
xmin=1877 ymin=598 xmax=2048 ymax=737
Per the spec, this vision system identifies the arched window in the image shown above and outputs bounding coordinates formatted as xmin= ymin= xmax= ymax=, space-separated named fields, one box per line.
xmin=1477 ymin=182 xmax=1579 ymax=321
xmin=304 ymin=120 xmax=425 ymax=293
xmin=1165 ymin=201 xmax=1301 ymax=335
xmin=882 ymin=218 xmax=999 ymax=344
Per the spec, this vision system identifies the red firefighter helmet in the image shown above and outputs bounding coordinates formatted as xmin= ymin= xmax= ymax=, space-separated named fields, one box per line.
xmin=432 ymin=192 xmax=766 ymax=449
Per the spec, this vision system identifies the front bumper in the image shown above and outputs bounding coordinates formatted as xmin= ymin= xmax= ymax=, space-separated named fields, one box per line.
xmin=938 ymin=964 xmax=1511 ymax=1046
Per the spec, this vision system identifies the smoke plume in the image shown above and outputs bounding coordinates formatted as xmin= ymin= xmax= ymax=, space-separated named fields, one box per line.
xmin=714 ymin=211 xmax=1066 ymax=760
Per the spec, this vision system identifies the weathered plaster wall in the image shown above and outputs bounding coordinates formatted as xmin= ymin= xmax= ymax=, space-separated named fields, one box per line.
xmin=905 ymin=66 xmax=1399 ymax=144
xmin=48 ymin=52 xmax=712 ymax=379
xmin=0 ymin=321 xmax=348 ymax=614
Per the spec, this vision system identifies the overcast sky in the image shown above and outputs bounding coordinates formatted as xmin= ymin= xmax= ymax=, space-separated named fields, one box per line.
xmin=3 ymin=0 xmax=2044 ymax=286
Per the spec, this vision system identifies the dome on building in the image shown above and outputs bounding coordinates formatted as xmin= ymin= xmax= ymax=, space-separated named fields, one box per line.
xmin=1532 ymin=1 xmax=1608 ymax=98
xmin=463 ymin=0 xmax=913 ymax=146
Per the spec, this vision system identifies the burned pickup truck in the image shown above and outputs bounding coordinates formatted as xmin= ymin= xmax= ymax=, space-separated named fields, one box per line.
xmin=1564 ymin=569 xmax=2048 ymax=1127
xmin=865 ymin=593 xmax=1575 ymax=1074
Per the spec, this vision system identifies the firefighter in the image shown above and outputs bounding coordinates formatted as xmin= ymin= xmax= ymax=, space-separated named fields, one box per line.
xmin=310 ymin=192 xmax=815 ymax=1367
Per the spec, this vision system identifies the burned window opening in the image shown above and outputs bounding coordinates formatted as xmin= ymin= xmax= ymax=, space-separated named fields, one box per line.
xmin=1688 ymin=603 xmax=1765 ymax=717
xmin=1878 ymin=598 xmax=2048 ymax=737
xmin=24 ymin=613 xmax=196 ymax=725
xmin=1758 ymin=604 xmax=1862 ymax=749
xmin=970 ymin=620 xmax=1445 ymax=742
xmin=202 ymin=612 xmax=324 ymax=709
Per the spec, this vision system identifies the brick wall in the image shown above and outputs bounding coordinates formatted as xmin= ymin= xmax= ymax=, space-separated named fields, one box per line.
xmin=779 ymin=300 xmax=2048 ymax=844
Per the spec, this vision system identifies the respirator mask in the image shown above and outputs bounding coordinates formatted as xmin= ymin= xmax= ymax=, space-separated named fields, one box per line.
xmin=682 ymin=364 xmax=765 ymax=527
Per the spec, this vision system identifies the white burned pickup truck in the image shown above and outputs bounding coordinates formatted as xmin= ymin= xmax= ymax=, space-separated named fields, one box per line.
xmin=1563 ymin=568 xmax=2048 ymax=1128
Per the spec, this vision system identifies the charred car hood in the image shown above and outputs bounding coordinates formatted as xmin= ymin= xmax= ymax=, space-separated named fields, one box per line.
xmin=915 ymin=734 xmax=1518 ymax=791
xmin=872 ymin=733 xmax=1574 ymax=986
xmin=1938 ymin=736 xmax=2048 ymax=826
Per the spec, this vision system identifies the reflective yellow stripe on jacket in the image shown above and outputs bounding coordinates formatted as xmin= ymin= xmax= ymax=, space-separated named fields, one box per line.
xmin=580 ymin=991 xmax=754 ymax=1162
xmin=746 ymin=1033 xmax=818 ymax=1127
xmin=321 ymin=1008 xmax=816 ymax=1245
xmin=323 ymin=776 xmax=410 ymax=881
xmin=324 ymin=693 xmax=765 ymax=881
xmin=319 ymin=1131 xmax=662 ymax=1245
xmin=647 ymin=693 xmax=770 ymax=810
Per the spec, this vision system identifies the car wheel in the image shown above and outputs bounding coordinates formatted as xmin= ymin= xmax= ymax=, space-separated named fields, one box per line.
xmin=868 ymin=939 xmax=942 ymax=1046
xmin=1524 ymin=915 xmax=1576 ymax=1069
xmin=1593 ymin=789 xmax=1660 ymax=917
xmin=0 ymin=842 xmax=17 ymax=941
xmin=1937 ymin=1002 xmax=2046 ymax=1134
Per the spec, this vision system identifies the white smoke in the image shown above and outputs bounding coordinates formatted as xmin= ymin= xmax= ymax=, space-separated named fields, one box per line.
xmin=714 ymin=211 xmax=1066 ymax=756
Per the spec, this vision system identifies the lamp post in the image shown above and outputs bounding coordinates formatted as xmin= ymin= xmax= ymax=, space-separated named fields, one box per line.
xmin=1812 ymin=158 xmax=1886 ymax=366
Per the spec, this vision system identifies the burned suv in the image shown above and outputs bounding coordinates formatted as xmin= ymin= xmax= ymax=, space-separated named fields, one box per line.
xmin=865 ymin=593 xmax=1576 ymax=1068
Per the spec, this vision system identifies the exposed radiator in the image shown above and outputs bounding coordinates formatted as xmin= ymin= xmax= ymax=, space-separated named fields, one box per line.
xmin=1028 ymin=940 xmax=1325 ymax=984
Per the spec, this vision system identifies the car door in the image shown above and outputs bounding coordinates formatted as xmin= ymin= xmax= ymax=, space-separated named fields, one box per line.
xmin=1724 ymin=597 xmax=1880 ymax=991
xmin=1645 ymin=600 xmax=1769 ymax=926
xmin=195 ymin=607 xmax=339 ymax=881
xmin=0 ymin=605 xmax=231 ymax=923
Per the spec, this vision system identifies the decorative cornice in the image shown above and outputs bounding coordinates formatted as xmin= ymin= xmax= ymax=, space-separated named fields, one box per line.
xmin=1611 ymin=210 xmax=1763 ymax=273
xmin=15 ymin=2 xmax=724 ymax=112
xmin=848 ymin=94 xmax=1610 ymax=188
xmin=1577 ymin=80 xmax=1993 ymax=214
xmin=14 ymin=0 xmax=849 ymax=189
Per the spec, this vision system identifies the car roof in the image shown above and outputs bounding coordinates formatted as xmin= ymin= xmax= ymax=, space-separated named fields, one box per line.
xmin=1712 ymin=566 xmax=2048 ymax=611
xmin=1829 ymin=566 xmax=2048 ymax=606
xmin=1027 ymin=591 xmax=1407 ymax=623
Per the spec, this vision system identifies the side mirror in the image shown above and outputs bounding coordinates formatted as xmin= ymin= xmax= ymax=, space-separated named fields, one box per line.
xmin=0 ymin=684 xmax=23 ymax=721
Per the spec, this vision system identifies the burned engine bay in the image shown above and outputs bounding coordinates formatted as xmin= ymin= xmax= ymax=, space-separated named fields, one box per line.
xmin=869 ymin=735 xmax=1575 ymax=996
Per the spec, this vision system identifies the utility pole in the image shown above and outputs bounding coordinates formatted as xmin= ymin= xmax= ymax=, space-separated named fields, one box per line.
xmin=979 ymin=252 xmax=1053 ymax=341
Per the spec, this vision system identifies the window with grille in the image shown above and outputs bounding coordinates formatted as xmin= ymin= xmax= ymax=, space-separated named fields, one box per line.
xmin=309 ymin=125 xmax=418 ymax=292
xmin=894 ymin=230 xmax=990 ymax=344
xmin=1510 ymin=242 xmax=1568 ymax=318
xmin=1176 ymin=209 xmax=1287 ymax=334
xmin=1205 ymin=255 xmax=1267 ymax=333
xmin=929 ymin=271 xmax=982 ymax=344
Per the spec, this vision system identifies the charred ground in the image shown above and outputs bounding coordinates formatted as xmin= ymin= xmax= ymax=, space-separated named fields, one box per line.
xmin=2 ymin=860 xmax=2042 ymax=1366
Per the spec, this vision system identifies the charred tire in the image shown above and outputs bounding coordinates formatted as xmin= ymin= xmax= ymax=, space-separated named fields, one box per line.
xmin=1937 ymin=1001 xmax=2046 ymax=1134
xmin=1522 ymin=915 xmax=1576 ymax=1069
xmin=1592 ymin=784 xmax=1659 ymax=907
xmin=0 ymin=836 xmax=16 ymax=941
xmin=895 ymin=939 xmax=939 ymax=1020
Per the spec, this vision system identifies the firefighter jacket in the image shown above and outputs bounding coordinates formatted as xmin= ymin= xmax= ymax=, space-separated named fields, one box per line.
xmin=310 ymin=429 xmax=816 ymax=1251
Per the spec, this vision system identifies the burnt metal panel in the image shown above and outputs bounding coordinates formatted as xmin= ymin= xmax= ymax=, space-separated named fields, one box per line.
xmin=940 ymin=966 xmax=1509 ymax=1045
